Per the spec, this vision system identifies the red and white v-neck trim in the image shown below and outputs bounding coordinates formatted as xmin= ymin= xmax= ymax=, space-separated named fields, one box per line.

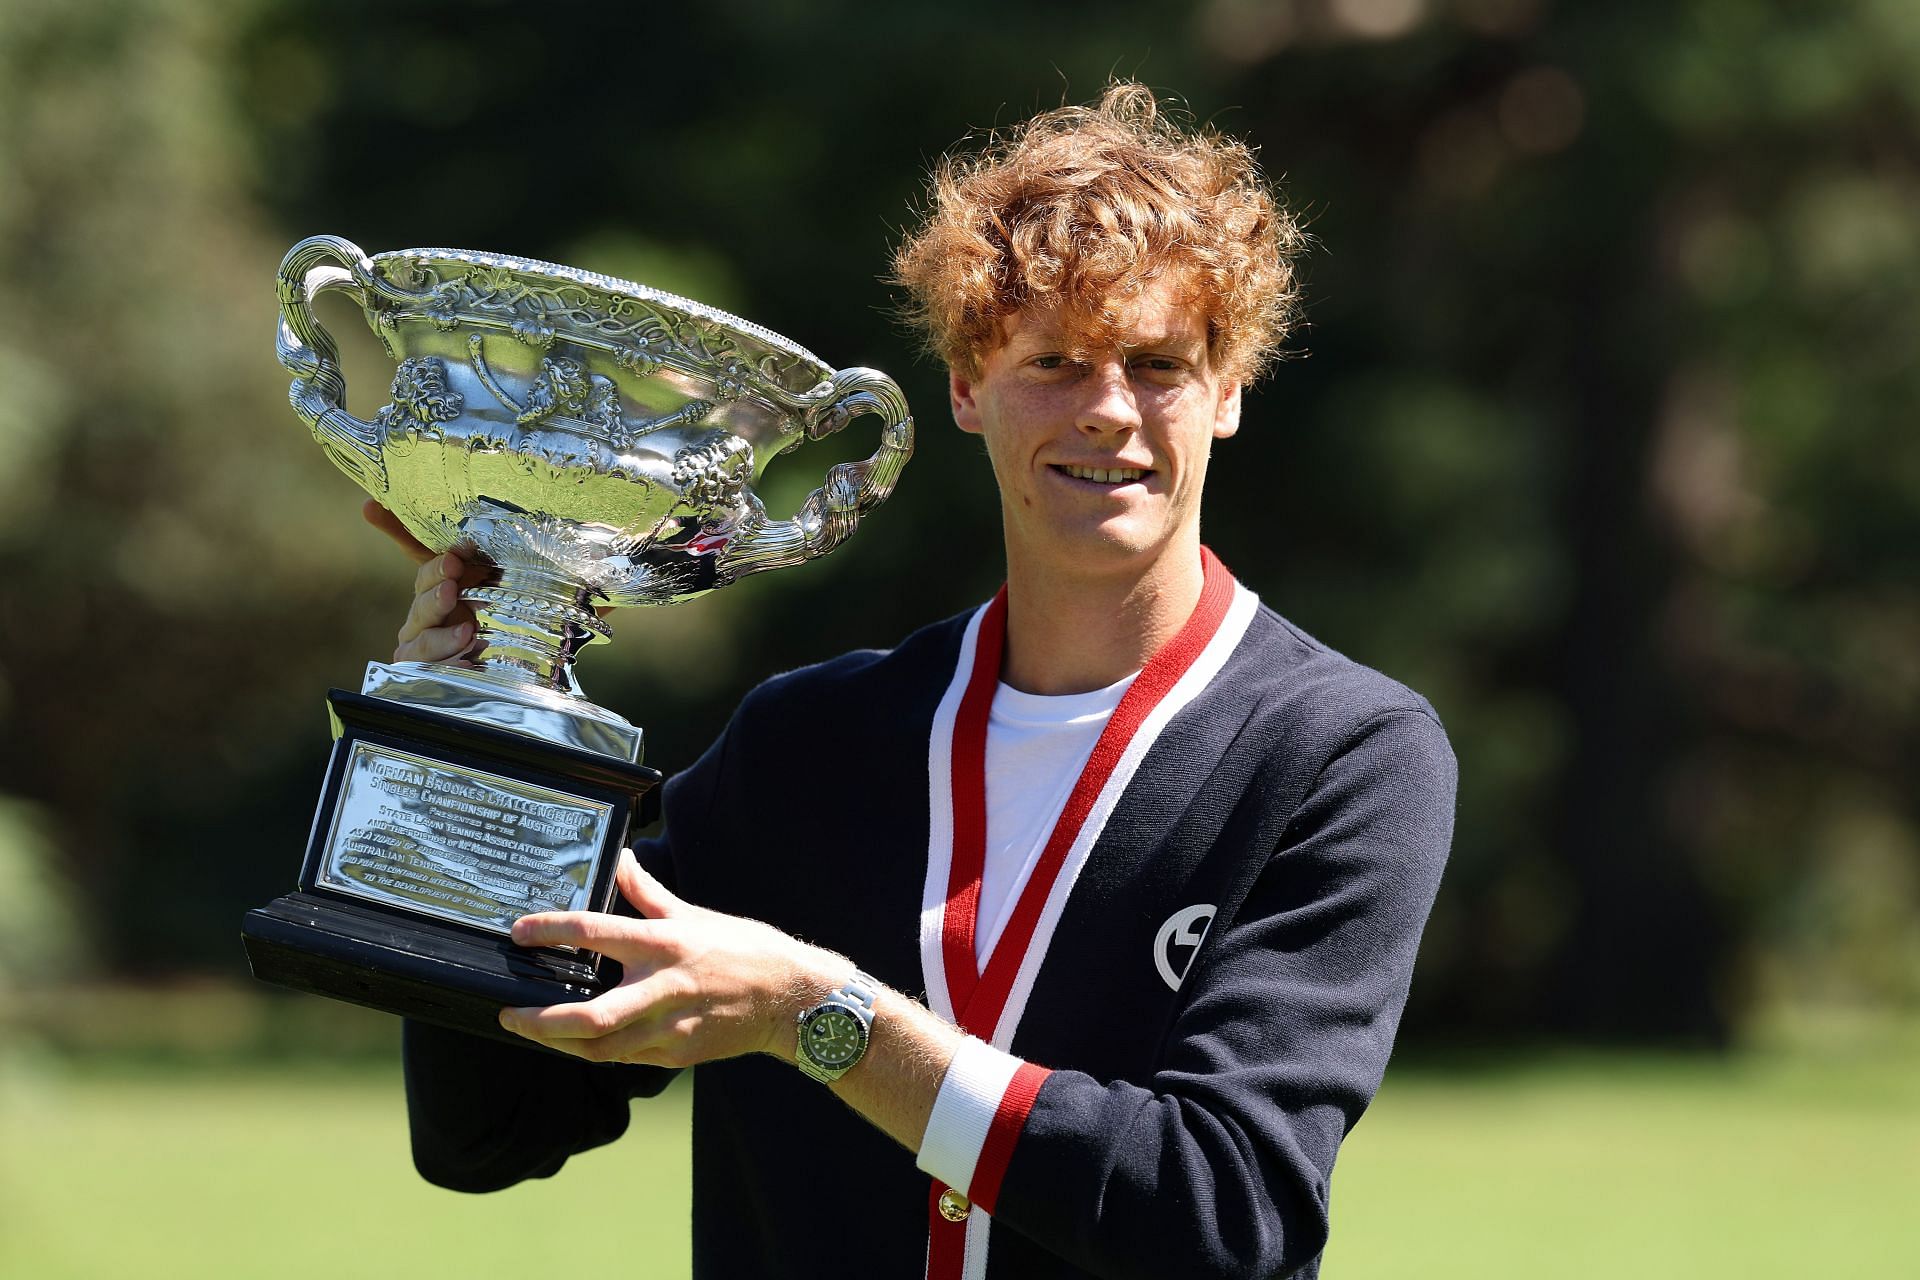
xmin=916 ymin=548 xmax=1261 ymax=1280
xmin=976 ymin=672 xmax=1136 ymax=965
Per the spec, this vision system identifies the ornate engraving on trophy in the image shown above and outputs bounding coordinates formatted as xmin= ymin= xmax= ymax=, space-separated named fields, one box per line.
xmin=671 ymin=432 xmax=754 ymax=512
xmin=376 ymin=357 xmax=465 ymax=434
xmin=460 ymin=334 xmax=718 ymax=451
xmin=318 ymin=742 xmax=612 ymax=936
xmin=382 ymin=254 xmax=815 ymax=404
xmin=516 ymin=355 xmax=621 ymax=429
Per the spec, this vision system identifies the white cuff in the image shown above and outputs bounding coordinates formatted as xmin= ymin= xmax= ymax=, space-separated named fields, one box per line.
xmin=916 ymin=1035 xmax=1023 ymax=1193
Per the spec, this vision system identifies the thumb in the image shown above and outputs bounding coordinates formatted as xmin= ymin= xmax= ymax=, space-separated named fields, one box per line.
xmin=617 ymin=848 xmax=682 ymax=919
xmin=362 ymin=498 xmax=434 ymax=564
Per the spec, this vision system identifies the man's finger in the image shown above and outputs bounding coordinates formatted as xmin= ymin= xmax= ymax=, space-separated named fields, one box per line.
xmin=395 ymin=618 xmax=475 ymax=665
xmin=408 ymin=549 xmax=491 ymax=595
xmin=511 ymin=908 xmax=671 ymax=954
xmin=501 ymin=970 xmax=692 ymax=1054
xmin=501 ymin=1017 xmax=684 ymax=1067
xmin=617 ymin=849 xmax=684 ymax=920
xmin=412 ymin=551 xmax=456 ymax=597
xmin=450 ymin=548 xmax=493 ymax=591
xmin=398 ymin=578 xmax=459 ymax=645
xmin=363 ymin=500 xmax=435 ymax=564
xmin=501 ymin=982 xmax=658 ymax=1042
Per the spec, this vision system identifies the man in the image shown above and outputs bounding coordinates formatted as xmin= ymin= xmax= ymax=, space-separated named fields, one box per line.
xmin=378 ymin=83 xmax=1455 ymax=1279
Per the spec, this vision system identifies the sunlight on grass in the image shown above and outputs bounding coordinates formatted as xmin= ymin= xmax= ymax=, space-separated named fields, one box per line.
xmin=1323 ymin=1043 xmax=1920 ymax=1278
xmin=3 ymin=1034 xmax=1914 ymax=1279
xmin=0 ymin=1059 xmax=693 ymax=1280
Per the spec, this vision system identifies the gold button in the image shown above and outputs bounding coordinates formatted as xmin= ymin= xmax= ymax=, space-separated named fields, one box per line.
xmin=938 ymin=1187 xmax=971 ymax=1222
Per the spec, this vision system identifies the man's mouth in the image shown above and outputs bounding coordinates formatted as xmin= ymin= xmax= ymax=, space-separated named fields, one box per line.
xmin=1054 ymin=464 xmax=1150 ymax=485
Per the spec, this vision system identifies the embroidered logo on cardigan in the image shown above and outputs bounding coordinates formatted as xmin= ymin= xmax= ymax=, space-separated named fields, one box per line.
xmin=1153 ymin=903 xmax=1217 ymax=990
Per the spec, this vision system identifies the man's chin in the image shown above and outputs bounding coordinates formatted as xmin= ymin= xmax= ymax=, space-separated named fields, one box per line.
xmin=1016 ymin=523 xmax=1189 ymax=576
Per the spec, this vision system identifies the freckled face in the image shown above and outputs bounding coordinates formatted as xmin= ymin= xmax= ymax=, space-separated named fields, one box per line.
xmin=949 ymin=277 xmax=1242 ymax=581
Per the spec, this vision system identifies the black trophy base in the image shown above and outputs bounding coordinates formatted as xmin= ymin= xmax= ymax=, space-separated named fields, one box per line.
xmin=242 ymin=687 xmax=661 ymax=1049
xmin=244 ymin=892 xmax=615 ymax=1046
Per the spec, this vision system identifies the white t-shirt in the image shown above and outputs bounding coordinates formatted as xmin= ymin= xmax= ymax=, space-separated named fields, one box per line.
xmin=976 ymin=671 xmax=1138 ymax=964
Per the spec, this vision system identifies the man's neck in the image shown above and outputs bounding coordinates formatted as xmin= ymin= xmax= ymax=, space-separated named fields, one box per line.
xmin=998 ymin=540 xmax=1206 ymax=695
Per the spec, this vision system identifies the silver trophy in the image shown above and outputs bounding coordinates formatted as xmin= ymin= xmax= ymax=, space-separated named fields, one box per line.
xmin=243 ymin=236 xmax=912 ymax=1038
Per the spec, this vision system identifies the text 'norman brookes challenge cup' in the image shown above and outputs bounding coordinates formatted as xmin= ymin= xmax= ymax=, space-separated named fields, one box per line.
xmin=243 ymin=235 xmax=913 ymax=1041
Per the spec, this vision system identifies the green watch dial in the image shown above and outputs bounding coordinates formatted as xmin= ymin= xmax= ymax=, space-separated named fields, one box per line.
xmin=803 ymin=1008 xmax=865 ymax=1066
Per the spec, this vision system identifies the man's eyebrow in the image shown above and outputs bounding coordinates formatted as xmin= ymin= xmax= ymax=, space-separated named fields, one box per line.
xmin=1003 ymin=327 xmax=1069 ymax=351
xmin=1121 ymin=332 xmax=1207 ymax=354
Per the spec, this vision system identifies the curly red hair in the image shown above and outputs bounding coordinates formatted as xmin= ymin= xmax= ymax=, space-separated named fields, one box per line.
xmin=892 ymin=82 xmax=1307 ymax=384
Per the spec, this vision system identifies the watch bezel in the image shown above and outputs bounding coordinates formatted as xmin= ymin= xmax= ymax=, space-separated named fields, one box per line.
xmin=795 ymin=984 xmax=874 ymax=1082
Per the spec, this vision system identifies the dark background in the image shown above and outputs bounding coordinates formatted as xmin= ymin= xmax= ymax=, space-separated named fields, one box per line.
xmin=2 ymin=0 xmax=1915 ymax=1049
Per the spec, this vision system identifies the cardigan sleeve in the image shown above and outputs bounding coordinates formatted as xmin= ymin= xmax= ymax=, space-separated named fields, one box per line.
xmin=926 ymin=706 xmax=1456 ymax=1279
xmin=400 ymin=719 xmax=737 ymax=1193
xmin=401 ymin=1014 xmax=674 ymax=1192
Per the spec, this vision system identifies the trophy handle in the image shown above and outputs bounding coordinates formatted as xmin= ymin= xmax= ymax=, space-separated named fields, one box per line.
xmin=716 ymin=368 xmax=915 ymax=580
xmin=276 ymin=235 xmax=388 ymax=496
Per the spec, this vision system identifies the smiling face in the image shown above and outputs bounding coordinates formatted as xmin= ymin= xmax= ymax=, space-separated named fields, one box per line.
xmin=950 ymin=275 xmax=1242 ymax=587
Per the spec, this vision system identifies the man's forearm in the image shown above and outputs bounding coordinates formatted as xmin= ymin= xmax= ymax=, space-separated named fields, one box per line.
xmin=766 ymin=957 xmax=970 ymax=1154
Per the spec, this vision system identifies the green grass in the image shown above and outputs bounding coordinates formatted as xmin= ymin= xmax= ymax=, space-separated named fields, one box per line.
xmin=0 ymin=1057 xmax=693 ymax=1280
xmin=3 ymin=1036 xmax=1915 ymax=1278
xmin=1321 ymin=1045 xmax=1920 ymax=1278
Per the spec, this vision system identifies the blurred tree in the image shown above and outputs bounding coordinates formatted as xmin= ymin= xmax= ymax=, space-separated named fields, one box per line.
xmin=0 ymin=796 xmax=85 ymax=991
xmin=1190 ymin=0 xmax=1920 ymax=1038
xmin=1 ymin=0 xmax=1913 ymax=1043
xmin=0 ymin=0 xmax=424 ymax=968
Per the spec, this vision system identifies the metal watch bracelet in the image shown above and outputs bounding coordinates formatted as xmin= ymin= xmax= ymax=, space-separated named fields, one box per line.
xmin=794 ymin=971 xmax=879 ymax=1084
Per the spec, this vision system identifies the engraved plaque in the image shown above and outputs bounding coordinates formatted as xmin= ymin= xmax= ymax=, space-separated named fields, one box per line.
xmin=317 ymin=742 xmax=612 ymax=936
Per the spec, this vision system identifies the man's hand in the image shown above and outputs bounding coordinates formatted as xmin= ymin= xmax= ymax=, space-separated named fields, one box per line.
xmin=503 ymin=850 xmax=969 ymax=1156
xmin=498 ymin=850 xmax=837 ymax=1069
xmin=364 ymin=499 xmax=612 ymax=662
xmin=364 ymin=499 xmax=487 ymax=664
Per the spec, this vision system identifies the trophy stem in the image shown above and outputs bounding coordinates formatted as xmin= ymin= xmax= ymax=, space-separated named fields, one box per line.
xmin=462 ymin=569 xmax=611 ymax=697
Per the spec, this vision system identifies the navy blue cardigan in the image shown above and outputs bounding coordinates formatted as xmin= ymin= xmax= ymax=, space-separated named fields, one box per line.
xmin=403 ymin=599 xmax=1456 ymax=1278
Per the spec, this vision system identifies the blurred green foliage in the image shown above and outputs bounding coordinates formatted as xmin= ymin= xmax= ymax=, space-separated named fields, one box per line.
xmin=1 ymin=0 xmax=1916 ymax=1045
xmin=0 ymin=797 xmax=83 ymax=988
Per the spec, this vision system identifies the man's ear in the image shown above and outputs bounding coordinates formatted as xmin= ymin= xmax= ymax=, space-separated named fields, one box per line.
xmin=950 ymin=367 xmax=985 ymax=435
xmin=1213 ymin=380 xmax=1243 ymax=441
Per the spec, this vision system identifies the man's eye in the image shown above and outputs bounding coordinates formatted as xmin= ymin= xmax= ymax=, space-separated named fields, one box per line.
xmin=1031 ymin=355 xmax=1069 ymax=370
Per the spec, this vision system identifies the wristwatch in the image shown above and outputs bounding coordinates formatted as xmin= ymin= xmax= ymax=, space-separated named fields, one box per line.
xmin=794 ymin=971 xmax=878 ymax=1084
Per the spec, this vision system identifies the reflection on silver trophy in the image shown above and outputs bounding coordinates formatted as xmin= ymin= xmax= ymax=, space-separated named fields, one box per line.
xmin=242 ymin=236 xmax=913 ymax=1031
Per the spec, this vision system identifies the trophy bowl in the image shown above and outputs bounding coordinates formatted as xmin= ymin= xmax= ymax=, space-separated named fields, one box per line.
xmin=275 ymin=234 xmax=914 ymax=707
xmin=244 ymin=236 xmax=913 ymax=1041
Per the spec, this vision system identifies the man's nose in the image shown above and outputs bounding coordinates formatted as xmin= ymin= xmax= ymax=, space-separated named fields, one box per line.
xmin=1075 ymin=358 xmax=1142 ymax=435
